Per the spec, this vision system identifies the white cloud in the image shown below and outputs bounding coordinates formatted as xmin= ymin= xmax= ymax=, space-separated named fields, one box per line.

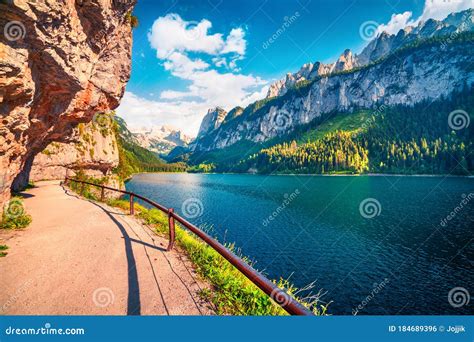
xmin=147 ymin=13 xmax=248 ymax=59
xmin=178 ymin=69 xmax=266 ymax=108
xmin=417 ymin=0 xmax=473 ymax=22
xmin=241 ymin=85 xmax=270 ymax=106
xmin=376 ymin=11 xmax=413 ymax=35
xmin=117 ymin=92 xmax=210 ymax=136
xmin=221 ymin=28 xmax=246 ymax=55
xmin=212 ymin=56 xmax=228 ymax=68
xmin=118 ymin=14 xmax=268 ymax=137
xmin=376 ymin=0 xmax=474 ymax=36
xmin=163 ymin=52 xmax=209 ymax=78
xmin=148 ymin=14 xmax=224 ymax=58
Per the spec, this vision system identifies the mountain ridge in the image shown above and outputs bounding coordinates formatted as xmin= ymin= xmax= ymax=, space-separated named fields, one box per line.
xmin=187 ymin=9 xmax=473 ymax=155
xmin=267 ymin=9 xmax=473 ymax=98
xmin=132 ymin=125 xmax=192 ymax=155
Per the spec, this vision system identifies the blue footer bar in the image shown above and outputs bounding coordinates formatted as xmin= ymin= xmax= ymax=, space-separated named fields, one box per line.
xmin=0 ymin=316 xmax=472 ymax=342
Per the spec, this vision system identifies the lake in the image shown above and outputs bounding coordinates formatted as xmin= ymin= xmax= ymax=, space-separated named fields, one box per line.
xmin=126 ymin=173 xmax=474 ymax=315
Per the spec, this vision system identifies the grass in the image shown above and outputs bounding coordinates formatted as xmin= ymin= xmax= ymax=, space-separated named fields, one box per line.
xmin=0 ymin=245 xmax=8 ymax=257
xmin=297 ymin=110 xmax=372 ymax=144
xmin=0 ymin=197 xmax=32 ymax=230
xmin=105 ymin=197 xmax=329 ymax=315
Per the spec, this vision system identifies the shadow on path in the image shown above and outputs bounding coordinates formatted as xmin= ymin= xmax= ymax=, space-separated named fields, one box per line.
xmin=61 ymin=186 xmax=142 ymax=315
xmin=60 ymin=184 xmax=203 ymax=315
xmin=129 ymin=237 xmax=166 ymax=252
xmin=15 ymin=192 xmax=35 ymax=199
xmin=90 ymin=201 xmax=142 ymax=316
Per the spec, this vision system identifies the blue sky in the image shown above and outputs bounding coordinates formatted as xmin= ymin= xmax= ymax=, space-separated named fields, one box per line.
xmin=116 ymin=0 xmax=473 ymax=136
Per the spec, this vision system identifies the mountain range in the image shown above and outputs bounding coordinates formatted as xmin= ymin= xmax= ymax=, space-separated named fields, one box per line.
xmin=169 ymin=9 xmax=473 ymax=175
xmin=130 ymin=125 xmax=192 ymax=155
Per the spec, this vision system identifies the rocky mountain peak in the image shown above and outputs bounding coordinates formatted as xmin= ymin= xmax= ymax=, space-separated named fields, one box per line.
xmin=224 ymin=106 xmax=244 ymax=123
xmin=197 ymin=107 xmax=228 ymax=137
xmin=265 ymin=9 xmax=473 ymax=99
xmin=192 ymin=9 xmax=474 ymax=153
xmin=334 ymin=49 xmax=355 ymax=72
xmin=131 ymin=124 xmax=192 ymax=155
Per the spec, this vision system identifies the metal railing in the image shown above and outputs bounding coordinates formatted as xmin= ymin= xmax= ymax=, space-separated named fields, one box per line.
xmin=64 ymin=177 xmax=314 ymax=316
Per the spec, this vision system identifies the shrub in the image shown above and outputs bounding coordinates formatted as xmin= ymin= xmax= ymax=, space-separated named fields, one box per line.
xmin=0 ymin=197 xmax=32 ymax=229
xmin=0 ymin=245 xmax=8 ymax=257
xmin=125 ymin=12 xmax=139 ymax=28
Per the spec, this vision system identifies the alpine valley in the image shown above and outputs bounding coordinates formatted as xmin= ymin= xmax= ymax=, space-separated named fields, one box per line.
xmin=169 ymin=9 xmax=474 ymax=175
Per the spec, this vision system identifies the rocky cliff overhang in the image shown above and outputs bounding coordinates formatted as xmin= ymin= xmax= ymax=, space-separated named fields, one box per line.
xmin=0 ymin=0 xmax=135 ymax=206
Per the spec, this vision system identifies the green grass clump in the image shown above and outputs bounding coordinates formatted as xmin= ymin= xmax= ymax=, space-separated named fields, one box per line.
xmin=125 ymin=12 xmax=139 ymax=28
xmin=0 ymin=197 xmax=32 ymax=230
xmin=106 ymin=198 xmax=329 ymax=315
xmin=0 ymin=244 xmax=8 ymax=257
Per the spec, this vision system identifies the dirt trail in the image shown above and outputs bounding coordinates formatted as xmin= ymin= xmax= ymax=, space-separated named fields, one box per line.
xmin=0 ymin=181 xmax=214 ymax=315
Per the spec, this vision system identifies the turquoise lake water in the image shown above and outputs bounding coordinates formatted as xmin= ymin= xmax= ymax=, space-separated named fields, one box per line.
xmin=126 ymin=173 xmax=473 ymax=315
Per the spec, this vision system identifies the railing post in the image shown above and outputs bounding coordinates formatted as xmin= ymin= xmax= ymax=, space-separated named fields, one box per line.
xmin=167 ymin=208 xmax=176 ymax=251
xmin=129 ymin=194 xmax=134 ymax=215
xmin=100 ymin=187 xmax=105 ymax=202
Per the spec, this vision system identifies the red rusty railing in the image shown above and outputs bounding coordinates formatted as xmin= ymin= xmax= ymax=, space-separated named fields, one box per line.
xmin=64 ymin=177 xmax=314 ymax=316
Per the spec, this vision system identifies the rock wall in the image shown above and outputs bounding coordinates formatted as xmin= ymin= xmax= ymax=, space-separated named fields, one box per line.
xmin=197 ymin=107 xmax=228 ymax=138
xmin=265 ymin=10 xmax=473 ymax=99
xmin=194 ymin=40 xmax=474 ymax=152
xmin=30 ymin=121 xmax=121 ymax=193
xmin=0 ymin=0 xmax=135 ymax=206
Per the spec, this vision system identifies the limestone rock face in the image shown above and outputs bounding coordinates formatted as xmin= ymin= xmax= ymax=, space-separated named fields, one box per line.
xmin=223 ymin=106 xmax=244 ymax=123
xmin=0 ymin=0 xmax=135 ymax=206
xmin=30 ymin=121 xmax=119 ymax=182
xmin=194 ymin=41 xmax=474 ymax=151
xmin=197 ymin=107 xmax=228 ymax=138
xmin=265 ymin=9 xmax=473 ymax=99
xmin=193 ymin=9 xmax=474 ymax=152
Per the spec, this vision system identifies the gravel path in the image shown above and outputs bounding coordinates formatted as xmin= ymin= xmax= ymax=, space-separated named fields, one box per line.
xmin=0 ymin=181 xmax=214 ymax=315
